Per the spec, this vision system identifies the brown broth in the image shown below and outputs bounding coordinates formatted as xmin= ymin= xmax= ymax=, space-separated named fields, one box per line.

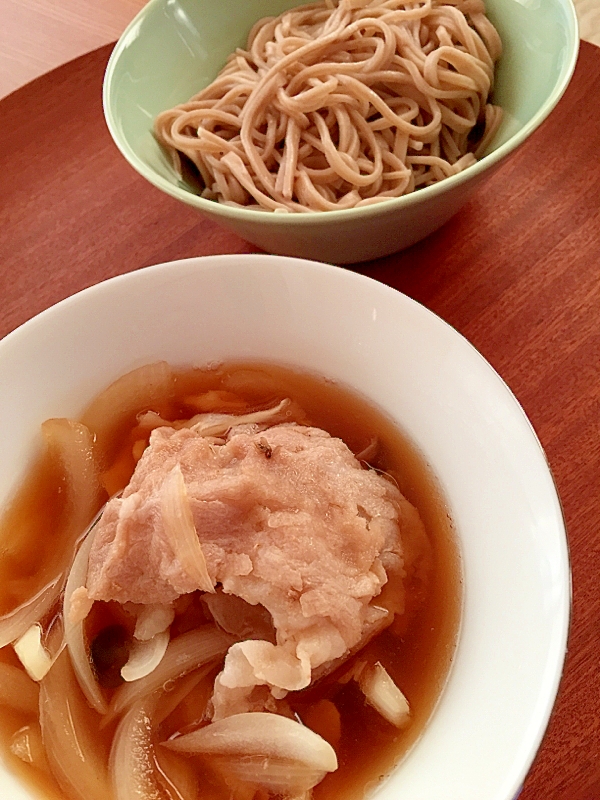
xmin=0 ymin=361 xmax=462 ymax=800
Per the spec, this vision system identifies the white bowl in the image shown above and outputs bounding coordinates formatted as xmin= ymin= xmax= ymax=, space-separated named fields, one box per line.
xmin=0 ymin=254 xmax=569 ymax=800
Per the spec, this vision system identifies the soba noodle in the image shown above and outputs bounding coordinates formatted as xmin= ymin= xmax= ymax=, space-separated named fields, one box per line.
xmin=154 ymin=0 xmax=503 ymax=212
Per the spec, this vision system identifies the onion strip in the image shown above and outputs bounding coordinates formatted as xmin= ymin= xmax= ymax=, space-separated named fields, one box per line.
xmin=164 ymin=712 xmax=338 ymax=793
xmin=111 ymin=689 xmax=201 ymax=800
xmin=13 ymin=624 xmax=53 ymax=681
xmin=107 ymin=626 xmax=233 ymax=721
xmin=137 ymin=398 xmax=291 ymax=436
xmin=121 ymin=631 xmax=170 ymax=682
xmin=110 ymin=667 xmax=216 ymax=800
xmin=80 ymin=362 xmax=175 ymax=464
xmin=110 ymin=697 xmax=174 ymax=800
xmin=63 ymin=518 xmax=107 ymax=714
xmin=357 ymin=661 xmax=410 ymax=728
xmin=0 ymin=420 xmax=100 ymax=649
xmin=154 ymin=663 xmax=216 ymax=728
xmin=161 ymin=465 xmax=214 ymax=593
xmin=220 ymin=758 xmax=329 ymax=794
xmin=134 ymin=603 xmax=176 ymax=641
xmin=112 ymin=666 xmax=216 ymax=800
xmin=189 ymin=398 xmax=290 ymax=436
xmin=39 ymin=645 xmax=110 ymax=800
xmin=0 ymin=578 xmax=60 ymax=649
xmin=10 ymin=722 xmax=47 ymax=768
xmin=41 ymin=418 xmax=102 ymax=556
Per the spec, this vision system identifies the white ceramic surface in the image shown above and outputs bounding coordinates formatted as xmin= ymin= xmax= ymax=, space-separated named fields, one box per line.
xmin=0 ymin=255 xmax=569 ymax=800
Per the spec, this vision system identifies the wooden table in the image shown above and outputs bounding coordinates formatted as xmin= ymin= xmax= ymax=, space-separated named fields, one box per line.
xmin=0 ymin=0 xmax=147 ymax=99
xmin=0 ymin=38 xmax=599 ymax=800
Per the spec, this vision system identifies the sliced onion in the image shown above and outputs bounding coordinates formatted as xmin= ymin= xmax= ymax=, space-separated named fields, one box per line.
xmin=218 ymin=757 xmax=329 ymax=794
xmin=0 ymin=662 xmax=40 ymax=714
xmin=111 ymin=667 xmax=214 ymax=800
xmin=10 ymin=722 xmax=47 ymax=768
xmin=13 ymin=624 xmax=53 ymax=681
xmin=155 ymin=747 xmax=198 ymax=800
xmin=0 ymin=577 xmax=60 ymax=649
xmin=164 ymin=712 xmax=338 ymax=793
xmin=153 ymin=663 xmax=215 ymax=728
xmin=134 ymin=604 xmax=176 ymax=641
xmin=354 ymin=437 xmax=378 ymax=463
xmin=108 ymin=626 xmax=233 ymax=720
xmin=121 ymin=631 xmax=170 ymax=682
xmin=110 ymin=697 xmax=168 ymax=800
xmin=185 ymin=390 xmax=247 ymax=413
xmin=302 ymin=699 xmax=341 ymax=749
xmin=357 ymin=662 xmax=410 ymax=728
xmin=41 ymin=418 xmax=102 ymax=550
xmin=164 ymin=711 xmax=337 ymax=767
xmin=138 ymin=399 xmax=291 ymax=439
xmin=111 ymin=693 xmax=198 ymax=800
xmin=39 ymin=645 xmax=111 ymax=800
xmin=162 ymin=465 xmax=214 ymax=592
xmin=0 ymin=419 xmax=100 ymax=649
xmin=63 ymin=520 xmax=107 ymax=714
xmin=137 ymin=411 xmax=174 ymax=431
xmin=136 ymin=411 xmax=197 ymax=432
xmin=80 ymin=361 xmax=175 ymax=463
xmin=189 ymin=398 xmax=290 ymax=437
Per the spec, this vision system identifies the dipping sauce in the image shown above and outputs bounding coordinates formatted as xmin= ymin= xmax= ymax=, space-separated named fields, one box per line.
xmin=0 ymin=361 xmax=461 ymax=800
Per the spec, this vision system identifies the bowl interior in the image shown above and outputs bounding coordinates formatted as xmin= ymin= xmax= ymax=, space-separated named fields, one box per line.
xmin=104 ymin=0 xmax=578 ymax=205
xmin=0 ymin=255 xmax=569 ymax=800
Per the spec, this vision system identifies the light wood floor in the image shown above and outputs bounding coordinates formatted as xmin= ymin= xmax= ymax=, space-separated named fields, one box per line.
xmin=0 ymin=0 xmax=146 ymax=98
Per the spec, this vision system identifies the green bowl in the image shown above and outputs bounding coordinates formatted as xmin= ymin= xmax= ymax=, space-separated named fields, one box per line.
xmin=103 ymin=0 xmax=579 ymax=263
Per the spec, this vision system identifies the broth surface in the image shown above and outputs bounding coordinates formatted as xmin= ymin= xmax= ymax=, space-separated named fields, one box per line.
xmin=0 ymin=361 xmax=461 ymax=800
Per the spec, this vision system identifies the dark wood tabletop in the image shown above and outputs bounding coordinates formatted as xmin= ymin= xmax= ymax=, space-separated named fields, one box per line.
xmin=0 ymin=39 xmax=599 ymax=800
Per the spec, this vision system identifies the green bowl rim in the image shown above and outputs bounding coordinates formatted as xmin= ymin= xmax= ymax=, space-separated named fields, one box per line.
xmin=103 ymin=0 xmax=580 ymax=226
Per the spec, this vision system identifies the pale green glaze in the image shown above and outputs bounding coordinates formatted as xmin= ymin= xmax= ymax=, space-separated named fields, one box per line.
xmin=104 ymin=0 xmax=579 ymax=263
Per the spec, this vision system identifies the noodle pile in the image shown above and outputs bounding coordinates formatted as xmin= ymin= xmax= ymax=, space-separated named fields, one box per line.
xmin=155 ymin=0 xmax=503 ymax=212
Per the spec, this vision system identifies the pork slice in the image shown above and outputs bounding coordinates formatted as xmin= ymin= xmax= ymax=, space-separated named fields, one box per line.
xmin=86 ymin=421 xmax=425 ymax=715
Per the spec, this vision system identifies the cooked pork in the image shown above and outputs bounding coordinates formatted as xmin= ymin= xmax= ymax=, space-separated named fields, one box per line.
xmin=86 ymin=420 xmax=421 ymax=717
